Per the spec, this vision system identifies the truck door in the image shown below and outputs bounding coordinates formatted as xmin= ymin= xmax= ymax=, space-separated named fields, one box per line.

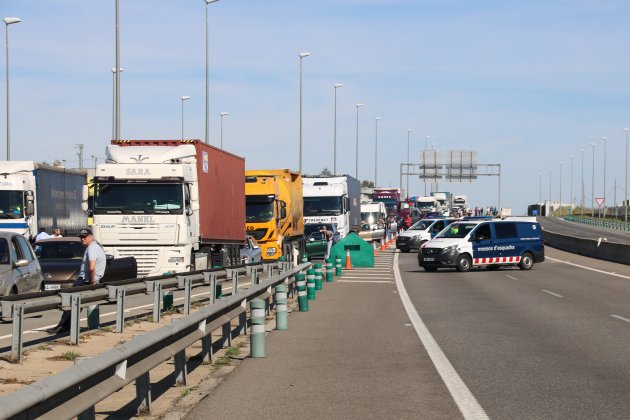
xmin=470 ymin=223 xmax=494 ymax=264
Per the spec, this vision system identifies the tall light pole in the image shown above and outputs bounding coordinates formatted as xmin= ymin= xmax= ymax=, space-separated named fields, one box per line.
xmin=559 ymin=161 xmax=563 ymax=215
xmin=114 ymin=0 xmax=121 ymax=140
xmin=374 ymin=117 xmax=382 ymax=187
xmin=548 ymin=166 xmax=552 ymax=211
xmin=602 ymin=136 xmax=607 ymax=217
xmin=406 ymin=129 xmax=413 ymax=198
xmin=569 ymin=154 xmax=574 ymax=214
xmin=298 ymin=52 xmax=311 ymax=174
xmin=590 ymin=142 xmax=595 ymax=217
xmin=333 ymin=83 xmax=342 ymax=175
xmin=180 ymin=96 xmax=191 ymax=141
xmin=205 ymin=0 xmax=220 ymax=144
xmin=4 ymin=17 xmax=21 ymax=160
xmin=580 ymin=149 xmax=584 ymax=216
xmin=424 ymin=135 xmax=430 ymax=195
xmin=111 ymin=68 xmax=123 ymax=140
xmin=538 ymin=172 xmax=542 ymax=204
xmin=355 ymin=103 xmax=364 ymax=180
xmin=219 ymin=111 xmax=228 ymax=149
xmin=625 ymin=128 xmax=629 ymax=222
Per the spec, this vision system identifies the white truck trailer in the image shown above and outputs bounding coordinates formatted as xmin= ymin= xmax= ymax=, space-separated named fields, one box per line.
xmin=302 ymin=175 xmax=361 ymax=238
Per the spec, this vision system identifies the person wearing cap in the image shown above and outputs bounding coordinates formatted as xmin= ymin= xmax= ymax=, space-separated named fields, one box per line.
xmin=47 ymin=229 xmax=106 ymax=334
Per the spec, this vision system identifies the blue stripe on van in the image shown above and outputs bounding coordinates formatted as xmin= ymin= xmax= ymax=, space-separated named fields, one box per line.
xmin=0 ymin=223 xmax=29 ymax=228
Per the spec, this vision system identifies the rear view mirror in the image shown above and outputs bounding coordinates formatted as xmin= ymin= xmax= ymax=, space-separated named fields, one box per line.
xmin=14 ymin=259 xmax=28 ymax=268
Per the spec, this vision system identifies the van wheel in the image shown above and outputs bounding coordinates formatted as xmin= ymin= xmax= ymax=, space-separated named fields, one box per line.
xmin=456 ymin=254 xmax=472 ymax=272
xmin=424 ymin=266 xmax=438 ymax=272
xmin=519 ymin=253 xmax=534 ymax=270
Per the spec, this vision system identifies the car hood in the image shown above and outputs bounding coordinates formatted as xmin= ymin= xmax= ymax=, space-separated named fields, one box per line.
xmin=399 ymin=229 xmax=424 ymax=238
xmin=39 ymin=260 xmax=80 ymax=282
xmin=422 ymin=238 xmax=463 ymax=249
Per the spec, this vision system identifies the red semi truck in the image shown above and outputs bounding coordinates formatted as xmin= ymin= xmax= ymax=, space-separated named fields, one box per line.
xmin=372 ymin=188 xmax=401 ymax=216
xmin=90 ymin=139 xmax=245 ymax=276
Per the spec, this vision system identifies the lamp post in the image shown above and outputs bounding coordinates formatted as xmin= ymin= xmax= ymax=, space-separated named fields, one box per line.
xmin=590 ymin=142 xmax=596 ymax=217
xmin=4 ymin=17 xmax=21 ymax=160
xmin=114 ymin=0 xmax=121 ymax=141
xmin=602 ymin=136 xmax=607 ymax=217
xmin=538 ymin=172 xmax=542 ymax=204
xmin=569 ymin=154 xmax=574 ymax=214
xmin=219 ymin=111 xmax=228 ymax=149
xmin=432 ymin=143 xmax=438 ymax=192
xmin=406 ymin=129 xmax=413 ymax=198
xmin=180 ymin=96 xmax=191 ymax=140
xmin=424 ymin=135 xmax=430 ymax=195
xmin=333 ymin=83 xmax=342 ymax=175
xmin=205 ymin=0 xmax=220 ymax=144
xmin=111 ymin=68 xmax=124 ymax=140
xmin=354 ymin=104 xmax=364 ymax=179
xmin=625 ymin=128 xmax=629 ymax=222
xmin=580 ymin=149 xmax=584 ymax=216
xmin=374 ymin=117 xmax=381 ymax=187
xmin=559 ymin=161 xmax=563 ymax=215
xmin=548 ymin=166 xmax=552 ymax=212
xmin=298 ymin=52 xmax=311 ymax=174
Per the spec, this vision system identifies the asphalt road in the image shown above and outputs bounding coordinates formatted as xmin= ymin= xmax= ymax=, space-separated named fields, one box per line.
xmin=399 ymin=247 xmax=630 ymax=419
xmin=538 ymin=216 xmax=630 ymax=243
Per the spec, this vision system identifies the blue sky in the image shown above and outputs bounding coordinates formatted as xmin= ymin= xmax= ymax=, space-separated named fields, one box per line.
xmin=3 ymin=0 xmax=630 ymax=213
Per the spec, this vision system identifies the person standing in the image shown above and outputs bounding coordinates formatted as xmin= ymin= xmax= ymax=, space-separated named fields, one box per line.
xmin=47 ymin=229 xmax=106 ymax=334
xmin=320 ymin=225 xmax=334 ymax=260
xmin=34 ymin=227 xmax=50 ymax=242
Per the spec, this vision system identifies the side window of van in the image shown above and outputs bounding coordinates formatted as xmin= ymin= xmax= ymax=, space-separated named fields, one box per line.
xmin=494 ymin=223 xmax=517 ymax=240
xmin=474 ymin=224 xmax=492 ymax=241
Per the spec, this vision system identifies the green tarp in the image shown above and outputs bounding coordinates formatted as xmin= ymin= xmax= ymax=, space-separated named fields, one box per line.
xmin=330 ymin=232 xmax=374 ymax=268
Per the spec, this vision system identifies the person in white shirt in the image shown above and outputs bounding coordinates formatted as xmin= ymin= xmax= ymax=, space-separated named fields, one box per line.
xmin=51 ymin=228 xmax=63 ymax=238
xmin=34 ymin=228 xmax=50 ymax=242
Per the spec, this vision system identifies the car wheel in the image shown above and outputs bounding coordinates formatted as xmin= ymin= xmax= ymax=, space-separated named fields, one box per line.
xmin=519 ymin=252 xmax=534 ymax=270
xmin=456 ymin=254 xmax=472 ymax=272
xmin=424 ymin=266 xmax=438 ymax=272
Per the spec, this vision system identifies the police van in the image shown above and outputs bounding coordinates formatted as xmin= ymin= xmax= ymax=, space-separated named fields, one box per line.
xmin=417 ymin=219 xmax=544 ymax=272
xmin=396 ymin=218 xmax=457 ymax=253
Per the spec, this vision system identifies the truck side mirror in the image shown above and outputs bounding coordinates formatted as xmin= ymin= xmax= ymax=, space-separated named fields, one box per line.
xmin=82 ymin=185 xmax=89 ymax=201
xmin=25 ymin=191 xmax=34 ymax=216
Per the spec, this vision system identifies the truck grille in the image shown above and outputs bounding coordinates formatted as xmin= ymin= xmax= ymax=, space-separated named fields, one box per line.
xmin=249 ymin=228 xmax=268 ymax=241
xmin=116 ymin=248 xmax=159 ymax=276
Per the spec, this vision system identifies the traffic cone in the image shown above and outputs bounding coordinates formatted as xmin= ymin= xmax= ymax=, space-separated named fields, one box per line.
xmin=345 ymin=249 xmax=352 ymax=269
xmin=380 ymin=240 xmax=385 ymax=251
xmin=373 ymin=241 xmax=379 ymax=256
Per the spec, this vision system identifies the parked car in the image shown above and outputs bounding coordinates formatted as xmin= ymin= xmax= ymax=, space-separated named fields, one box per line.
xmin=34 ymin=237 xmax=137 ymax=290
xmin=396 ymin=218 xmax=457 ymax=252
xmin=240 ymin=235 xmax=262 ymax=264
xmin=0 ymin=231 xmax=43 ymax=295
xmin=304 ymin=223 xmax=340 ymax=260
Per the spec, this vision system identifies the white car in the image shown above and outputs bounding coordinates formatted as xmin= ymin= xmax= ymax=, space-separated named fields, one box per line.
xmin=0 ymin=231 xmax=43 ymax=295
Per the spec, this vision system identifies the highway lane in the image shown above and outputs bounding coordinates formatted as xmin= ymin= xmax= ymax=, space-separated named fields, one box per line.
xmin=398 ymin=247 xmax=630 ymax=419
xmin=539 ymin=216 xmax=630 ymax=243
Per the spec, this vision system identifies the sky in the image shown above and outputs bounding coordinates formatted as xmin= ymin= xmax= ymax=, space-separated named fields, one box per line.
xmin=3 ymin=0 xmax=630 ymax=214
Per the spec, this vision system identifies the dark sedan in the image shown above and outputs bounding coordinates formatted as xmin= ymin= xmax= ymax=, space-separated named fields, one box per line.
xmin=34 ymin=237 xmax=138 ymax=290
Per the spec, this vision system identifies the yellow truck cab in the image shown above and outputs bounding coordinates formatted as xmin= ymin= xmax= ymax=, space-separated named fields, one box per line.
xmin=245 ymin=169 xmax=305 ymax=263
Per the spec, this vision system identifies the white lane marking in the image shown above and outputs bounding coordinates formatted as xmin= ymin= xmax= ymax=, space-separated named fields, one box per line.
xmin=546 ymin=256 xmax=630 ymax=280
xmin=542 ymin=289 xmax=563 ymax=298
xmin=337 ymin=280 xmax=393 ymax=283
xmin=505 ymin=275 xmax=518 ymax=281
xmin=611 ymin=314 xmax=630 ymax=323
xmin=393 ymin=251 xmax=488 ymax=419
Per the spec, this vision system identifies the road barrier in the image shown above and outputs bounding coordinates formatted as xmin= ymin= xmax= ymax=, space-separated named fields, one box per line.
xmin=543 ymin=229 xmax=630 ymax=265
xmin=0 ymin=262 xmax=310 ymax=419
xmin=564 ymin=215 xmax=630 ymax=232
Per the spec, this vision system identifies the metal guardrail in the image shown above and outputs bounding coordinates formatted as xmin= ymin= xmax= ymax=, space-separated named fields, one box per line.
xmin=0 ymin=261 xmax=309 ymax=420
xmin=2 ymin=261 xmax=288 ymax=362
xmin=564 ymin=215 xmax=630 ymax=232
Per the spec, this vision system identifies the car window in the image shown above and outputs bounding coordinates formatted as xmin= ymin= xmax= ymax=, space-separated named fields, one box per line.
xmin=0 ymin=239 xmax=9 ymax=264
xmin=11 ymin=238 xmax=23 ymax=262
xmin=16 ymin=235 xmax=34 ymax=262
xmin=494 ymin=223 xmax=517 ymax=240
xmin=474 ymin=224 xmax=492 ymax=241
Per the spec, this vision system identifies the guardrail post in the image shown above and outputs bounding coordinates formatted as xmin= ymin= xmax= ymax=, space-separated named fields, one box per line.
xmin=226 ymin=269 xmax=238 ymax=296
xmin=275 ymin=285 xmax=288 ymax=330
xmin=70 ymin=294 xmax=81 ymax=345
xmin=296 ymin=273 xmax=308 ymax=312
xmin=10 ymin=303 xmax=24 ymax=363
xmin=326 ymin=259 xmax=334 ymax=282
xmin=204 ymin=272 xmax=216 ymax=304
xmin=250 ymin=299 xmax=266 ymax=358
xmin=184 ymin=277 xmax=192 ymax=315
xmin=152 ymin=282 xmax=162 ymax=322
xmin=199 ymin=319 xmax=213 ymax=364
xmin=238 ymin=299 xmax=247 ymax=337
xmin=307 ymin=269 xmax=316 ymax=300
xmin=135 ymin=371 xmax=152 ymax=415
xmin=314 ymin=263 xmax=323 ymax=290
xmin=75 ymin=357 xmax=95 ymax=419
xmin=115 ymin=288 xmax=126 ymax=333
xmin=87 ymin=305 xmax=99 ymax=330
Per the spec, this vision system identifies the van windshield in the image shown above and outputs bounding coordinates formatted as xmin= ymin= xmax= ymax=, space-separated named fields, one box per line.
xmin=409 ymin=220 xmax=432 ymax=231
xmin=436 ymin=223 xmax=476 ymax=239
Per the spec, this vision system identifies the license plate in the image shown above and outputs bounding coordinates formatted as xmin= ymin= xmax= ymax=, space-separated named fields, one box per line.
xmin=423 ymin=257 xmax=435 ymax=262
xmin=44 ymin=284 xmax=61 ymax=291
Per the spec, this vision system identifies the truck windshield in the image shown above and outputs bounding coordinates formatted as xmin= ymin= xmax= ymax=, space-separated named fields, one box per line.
xmin=303 ymin=196 xmax=342 ymax=216
xmin=0 ymin=191 xmax=24 ymax=219
xmin=94 ymin=183 xmax=184 ymax=214
xmin=374 ymin=198 xmax=397 ymax=212
xmin=417 ymin=201 xmax=434 ymax=210
xmin=361 ymin=212 xmax=381 ymax=225
xmin=246 ymin=197 xmax=274 ymax=222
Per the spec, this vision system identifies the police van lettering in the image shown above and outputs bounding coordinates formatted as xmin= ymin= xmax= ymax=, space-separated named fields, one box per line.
xmin=476 ymin=245 xmax=515 ymax=252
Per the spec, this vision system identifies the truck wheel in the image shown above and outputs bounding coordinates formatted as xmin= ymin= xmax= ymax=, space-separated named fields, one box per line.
xmin=424 ymin=266 xmax=438 ymax=272
xmin=519 ymin=252 xmax=534 ymax=270
xmin=456 ymin=254 xmax=472 ymax=272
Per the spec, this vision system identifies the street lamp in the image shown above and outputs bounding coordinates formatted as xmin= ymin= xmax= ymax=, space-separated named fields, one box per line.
xmin=559 ymin=161 xmax=562 ymax=215
xmin=4 ymin=17 xmax=21 ymax=160
xmin=205 ymin=0 xmax=220 ymax=144
xmin=219 ymin=111 xmax=228 ymax=149
xmin=180 ymin=96 xmax=191 ymax=140
xmin=333 ymin=83 xmax=342 ymax=175
xmin=114 ymin=0 xmax=121 ymax=141
xmin=111 ymin=68 xmax=124 ymax=140
xmin=548 ymin=166 xmax=552 ymax=212
xmin=406 ymin=129 xmax=413 ymax=198
xmin=624 ymin=128 xmax=629 ymax=222
xmin=424 ymin=135 xmax=430 ymax=195
xmin=569 ymin=154 xmax=574 ymax=214
xmin=298 ymin=52 xmax=311 ymax=173
xmin=374 ymin=117 xmax=382 ymax=187
xmin=590 ymin=142 xmax=596 ymax=217
xmin=355 ymin=103 xmax=364 ymax=179
xmin=580 ymin=148 xmax=584 ymax=215
xmin=538 ymin=172 xmax=542 ymax=204
xmin=602 ymin=136 xmax=607 ymax=217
